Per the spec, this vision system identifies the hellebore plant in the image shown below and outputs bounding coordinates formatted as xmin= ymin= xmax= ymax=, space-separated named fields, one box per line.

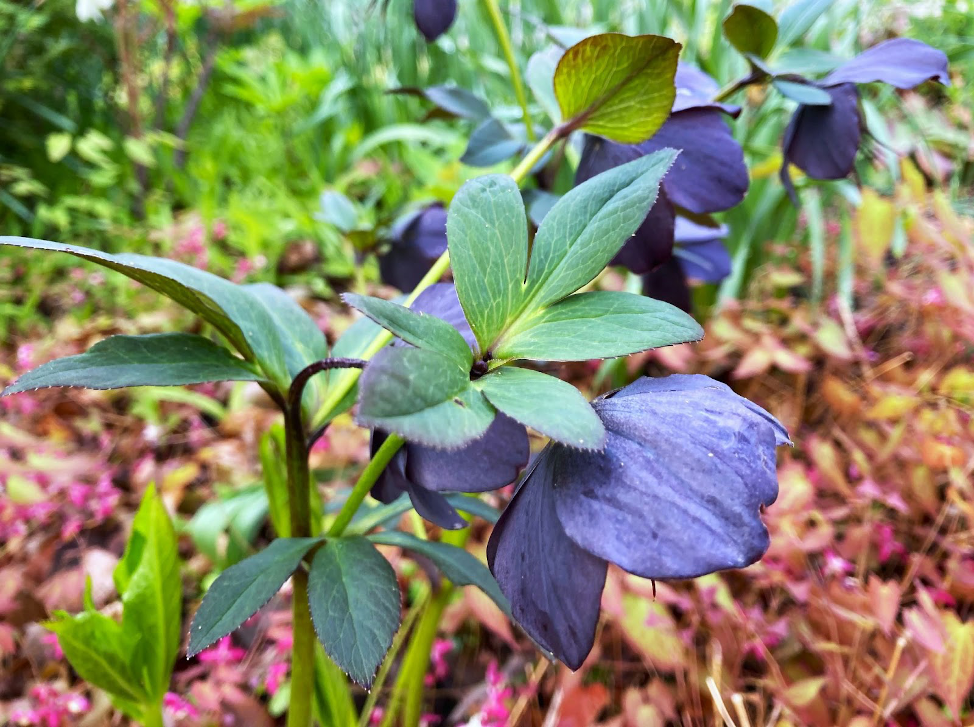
xmin=0 ymin=24 xmax=803 ymax=727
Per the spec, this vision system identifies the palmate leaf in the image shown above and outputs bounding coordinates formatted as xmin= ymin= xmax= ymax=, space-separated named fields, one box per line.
xmin=188 ymin=538 xmax=322 ymax=656
xmin=0 ymin=237 xmax=290 ymax=387
xmin=476 ymin=367 xmax=605 ymax=450
xmin=368 ymin=530 xmax=510 ymax=615
xmin=2 ymin=334 xmax=265 ymax=396
xmin=308 ymin=537 xmax=401 ymax=688
xmin=447 ymin=151 xmax=680 ymax=361
xmin=554 ymin=33 xmax=680 ymax=144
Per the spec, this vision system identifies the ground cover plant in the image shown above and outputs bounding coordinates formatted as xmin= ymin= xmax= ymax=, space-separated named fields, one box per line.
xmin=1 ymin=0 xmax=970 ymax=725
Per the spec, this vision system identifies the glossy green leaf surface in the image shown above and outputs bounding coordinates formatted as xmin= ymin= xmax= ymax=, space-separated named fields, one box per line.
xmin=369 ymin=530 xmax=510 ymax=615
xmin=308 ymin=537 xmax=401 ymax=687
xmin=342 ymin=293 xmax=472 ymax=369
xmin=723 ymin=4 xmax=778 ymax=59
xmin=356 ymin=346 xmax=496 ymax=449
xmin=554 ymin=33 xmax=680 ymax=144
xmin=495 ymin=291 xmax=703 ymax=362
xmin=2 ymin=333 xmax=264 ymax=396
xmin=0 ymin=237 xmax=288 ymax=386
xmin=188 ymin=537 xmax=322 ymax=656
xmin=477 ymin=366 xmax=605 ymax=450
xmin=447 ymin=174 xmax=528 ymax=352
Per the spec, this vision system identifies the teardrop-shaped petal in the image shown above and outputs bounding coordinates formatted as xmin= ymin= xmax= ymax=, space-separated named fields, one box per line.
xmin=673 ymin=63 xmax=742 ymax=116
xmin=780 ymin=83 xmax=860 ymax=195
xmin=486 ymin=458 xmax=607 ymax=669
xmin=413 ymin=0 xmax=457 ymax=42
xmin=824 ymin=38 xmax=949 ymax=89
xmin=673 ymin=218 xmax=731 ymax=283
xmin=406 ymin=413 xmax=529 ymax=492
xmin=549 ymin=374 xmax=788 ymax=580
xmin=638 ymin=109 xmax=748 ymax=214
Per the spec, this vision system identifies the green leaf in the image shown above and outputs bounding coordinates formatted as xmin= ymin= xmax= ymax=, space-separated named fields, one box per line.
xmin=395 ymin=85 xmax=492 ymax=121
xmin=318 ymin=191 xmax=359 ymax=232
xmin=188 ymin=537 xmax=322 ymax=656
xmin=0 ymin=237 xmax=288 ymax=387
xmin=494 ymin=291 xmax=703 ymax=362
xmin=524 ymin=150 xmax=677 ymax=311
xmin=308 ymin=537 xmax=401 ymax=687
xmin=356 ymin=347 xmax=496 ymax=448
xmin=526 ymin=47 xmax=564 ymax=123
xmin=773 ymin=48 xmax=843 ymax=75
xmin=368 ymin=530 xmax=510 ymax=615
xmin=772 ymin=79 xmax=833 ymax=105
xmin=342 ymin=293 xmax=472 ymax=369
xmin=554 ymin=33 xmax=680 ymax=144
xmin=447 ymin=175 xmax=529 ymax=352
xmin=723 ymin=4 xmax=778 ymax=59
xmin=113 ymin=485 xmax=181 ymax=700
xmin=186 ymin=486 xmax=269 ymax=567
xmin=2 ymin=334 xmax=265 ymax=397
xmin=46 ymin=132 xmax=73 ymax=163
xmin=476 ymin=366 xmax=605 ymax=450
xmin=777 ymin=0 xmax=834 ymax=47
xmin=245 ymin=283 xmax=330 ymax=415
xmin=46 ymin=609 xmax=145 ymax=703
xmin=460 ymin=117 xmax=526 ymax=167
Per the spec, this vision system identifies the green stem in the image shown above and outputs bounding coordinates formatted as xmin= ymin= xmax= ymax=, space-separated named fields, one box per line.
xmin=401 ymin=588 xmax=451 ymax=727
xmin=482 ymin=0 xmax=535 ymax=141
xmin=328 ymin=433 xmax=406 ymax=537
xmin=712 ymin=70 xmax=763 ymax=103
xmin=284 ymin=395 xmax=315 ymax=726
xmin=142 ymin=702 xmax=164 ymax=727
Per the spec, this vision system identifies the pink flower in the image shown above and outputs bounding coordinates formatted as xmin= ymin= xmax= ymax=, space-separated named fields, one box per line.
xmin=369 ymin=708 xmax=385 ymax=725
xmin=266 ymin=662 xmax=289 ymax=696
xmin=212 ymin=220 xmax=228 ymax=240
xmin=477 ymin=661 xmax=512 ymax=727
xmin=822 ymin=549 xmax=854 ymax=578
xmin=163 ymin=692 xmax=200 ymax=720
xmin=198 ymin=636 xmax=247 ymax=665
xmin=16 ymin=344 xmax=35 ymax=371
xmin=875 ymin=523 xmax=906 ymax=563
xmin=427 ymin=638 xmax=453 ymax=684
xmin=42 ymin=633 xmax=64 ymax=660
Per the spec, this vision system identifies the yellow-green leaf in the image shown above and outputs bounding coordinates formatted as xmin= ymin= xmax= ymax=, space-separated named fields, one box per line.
xmin=723 ymin=4 xmax=778 ymax=59
xmin=554 ymin=33 xmax=680 ymax=144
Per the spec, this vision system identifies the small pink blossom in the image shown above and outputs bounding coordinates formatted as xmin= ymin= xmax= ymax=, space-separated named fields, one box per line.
xmin=369 ymin=707 xmax=385 ymax=725
xmin=163 ymin=692 xmax=199 ymax=720
xmin=266 ymin=662 xmax=289 ymax=696
xmin=875 ymin=523 xmax=906 ymax=563
xmin=198 ymin=636 xmax=247 ymax=665
xmin=822 ymin=549 xmax=854 ymax=578
xmin=42 ymin=633 xmax=64 ymax=660
xmin=16 ymin=344 xmax=35 ymax=371
xmin=212 ymin=220 xmax=228 ymax=240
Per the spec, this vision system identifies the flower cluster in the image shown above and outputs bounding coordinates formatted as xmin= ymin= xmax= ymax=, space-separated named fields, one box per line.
xmin=9 ymin=684 xmax=89 ymax=727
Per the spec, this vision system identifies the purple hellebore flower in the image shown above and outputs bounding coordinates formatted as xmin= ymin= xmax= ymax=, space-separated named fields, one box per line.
xmin=643 ymin=217 xmax=732 ymax=313
xmin=413 ymin=0 xmax=457 ymax=42
xmin=370 ymin=284 xmax=530 ymax=529
xmin=487 ymin=374 xmax=790 ymax=668
xmin=379 ymin=204 xmax=448 ymax=292
xmin=575 ymin=65 xmax=747 ymax=275
xmin=780 ymin=38 xmax=949 ymax=199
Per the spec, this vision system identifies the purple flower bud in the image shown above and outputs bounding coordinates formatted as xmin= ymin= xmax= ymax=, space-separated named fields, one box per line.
xmin=413 ymin=0 xmax=457 ymax=42
xmin=379 ymin=204 xmax=448 ymax=292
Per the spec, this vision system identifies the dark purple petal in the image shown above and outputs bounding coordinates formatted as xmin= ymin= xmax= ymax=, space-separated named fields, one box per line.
xmin=551 ymin=374 xmax=788 ymax=580
xmin=824 ymin=38 xmax=950 ymax=89
xmin=575 ymin=136 xmax=674 ymax=274
xmin=369 ymin=431 xmax=467 ymax=529
xmin=673 ymin=63 xmax=741 ymax=116
xmin=781 ymin=83 xmax=861 ymax=189
xmin=638 ymin=109 xmax=748 ymax=214
xmin=642 ymin=257 xmax=692 ymax=313
xmin=413 ymin=0 xmax=457 ymax=42
xmin=403 ymin=479 xmax=467 ymax=530
xmin=380 ymin=205 xmax=448 ymax=291
xmin=406 ymin=413 xmax=529 ymax=492
xmin=407 ymin=283 xmax=477 ymax=352
xmin=486 ymin=458 xmax=607 ymax=669
xmin=673 ymin=219 xmax=732 ymax=283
